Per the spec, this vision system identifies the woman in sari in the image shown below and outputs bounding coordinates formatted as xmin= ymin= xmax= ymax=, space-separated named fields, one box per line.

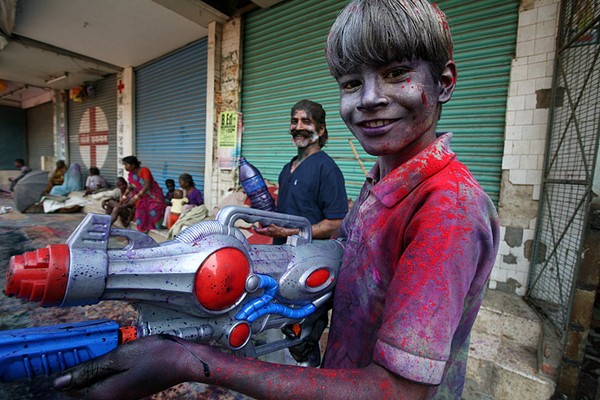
xmin=49 ymin=163 xmax=84 ymax=196
xmin=122 ymin=155 xmax=165 ymax=232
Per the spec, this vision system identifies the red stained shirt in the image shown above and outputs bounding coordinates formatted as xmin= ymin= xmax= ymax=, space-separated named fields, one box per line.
xmin=322 ymin=133 xmax=499 ymax=398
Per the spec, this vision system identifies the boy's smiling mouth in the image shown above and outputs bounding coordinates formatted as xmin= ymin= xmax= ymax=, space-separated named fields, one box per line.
xmin=361 ymin=119 xmax=396 ymax=128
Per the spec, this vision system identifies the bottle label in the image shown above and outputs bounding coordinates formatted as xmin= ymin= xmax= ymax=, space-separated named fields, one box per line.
xmin=242 ymin=175 xmax=266 ymax=194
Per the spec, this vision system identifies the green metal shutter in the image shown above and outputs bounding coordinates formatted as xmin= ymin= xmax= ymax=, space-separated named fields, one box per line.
xmin=241 ymin=0 xmax=518 ymax=203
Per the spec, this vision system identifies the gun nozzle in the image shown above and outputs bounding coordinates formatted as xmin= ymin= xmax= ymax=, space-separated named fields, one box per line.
xmin=6 ymin=244 xmax=70 ymax=306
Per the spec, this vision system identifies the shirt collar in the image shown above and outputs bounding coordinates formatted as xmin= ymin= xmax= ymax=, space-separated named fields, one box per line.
xmin=367 ymin=132 xmax=456 ymax=208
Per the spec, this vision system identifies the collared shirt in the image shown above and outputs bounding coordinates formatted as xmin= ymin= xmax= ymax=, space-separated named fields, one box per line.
xmin=323 ymin=133 xmax=499 ymax=398
xmin=277 ymin=150 xmax=348 ymax=225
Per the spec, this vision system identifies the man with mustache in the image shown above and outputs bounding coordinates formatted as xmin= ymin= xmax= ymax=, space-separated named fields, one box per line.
xmin=254 ymin=99 xmax=349 ymax=245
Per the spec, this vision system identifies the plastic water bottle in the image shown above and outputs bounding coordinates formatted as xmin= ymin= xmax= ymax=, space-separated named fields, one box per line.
xmin=239 ymin=157 xmax=275 ymax=211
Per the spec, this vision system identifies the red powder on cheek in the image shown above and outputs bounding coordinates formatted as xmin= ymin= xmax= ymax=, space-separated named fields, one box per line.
xmin=421 ymin=91 xmax=428 ymax=108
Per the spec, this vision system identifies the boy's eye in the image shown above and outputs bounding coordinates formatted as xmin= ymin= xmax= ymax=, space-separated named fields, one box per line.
xmin=340 ymin=79 xmax=361 ymax=91
xmin=386 ymin=68 xmax=410 ymax=79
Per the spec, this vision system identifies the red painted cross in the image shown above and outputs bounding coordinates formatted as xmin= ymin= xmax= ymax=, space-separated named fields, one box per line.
xmin=117 ymin=80 xmax=125 ymax=94
xmin=79 ymin=107 xmax=109 ymax=167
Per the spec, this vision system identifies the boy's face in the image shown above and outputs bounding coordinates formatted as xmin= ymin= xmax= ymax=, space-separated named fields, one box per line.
xmin=336 ymin=58 xmax=455 ymax=164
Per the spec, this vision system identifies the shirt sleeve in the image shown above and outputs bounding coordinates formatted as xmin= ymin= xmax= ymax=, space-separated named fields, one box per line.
xmin=318 ymin=162 xmax=348 ymax=220
xmin=372 ymin=197 xmax=497 ymax=384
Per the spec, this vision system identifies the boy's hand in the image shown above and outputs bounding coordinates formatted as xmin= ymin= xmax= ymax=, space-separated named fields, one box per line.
xmin=52 ymin=335 xmax=196 ymax=400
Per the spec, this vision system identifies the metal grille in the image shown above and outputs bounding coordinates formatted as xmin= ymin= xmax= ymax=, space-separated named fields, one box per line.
xmin=527 ymin=0 xmax=600 ymax=334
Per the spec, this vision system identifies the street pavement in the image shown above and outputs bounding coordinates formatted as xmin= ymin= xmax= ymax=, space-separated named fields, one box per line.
xmin=0 ymin=192 xmax=251 ymax=400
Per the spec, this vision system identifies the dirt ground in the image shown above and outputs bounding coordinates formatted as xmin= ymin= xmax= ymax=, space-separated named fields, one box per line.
xmin=0 ymin=191 xmax=252 ymax=400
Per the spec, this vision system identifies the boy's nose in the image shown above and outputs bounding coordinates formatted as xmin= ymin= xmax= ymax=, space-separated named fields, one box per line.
xmin=358 ymin=80 xmax=388 ymax=110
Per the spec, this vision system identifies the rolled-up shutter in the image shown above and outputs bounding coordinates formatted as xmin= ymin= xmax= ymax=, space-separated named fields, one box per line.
xmin=68 ymin=75 xmax=118 ymax=186
xmin=135 ymin=39 xmax=207 ymax=193
xmin=241 ymin=0 xmax=518 ymax=203
xmin=27 ymin=101 xmax=54 ymax=170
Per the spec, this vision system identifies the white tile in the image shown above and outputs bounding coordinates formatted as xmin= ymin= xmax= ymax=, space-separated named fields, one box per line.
xmin=506 ymin=125 xmax=523 ymax=140
xmin=488 ymin=280 xmax=498 ymax=290
xmin=507 ymin=95 xmax=526 ymax=111
xmin=527 ymin=54 xmax=547 ymax=65
xmin=506 ymin=110 xmax=516 ymax=126
xmin=518 ymin=25 xmax=537 ymax=42
xmin=527 ymin=62 xmax=547 ymax=79
xmin=537 ymin=3 xmax=558 ymax=23
xmin=520 ymin=154 xmax=538 ymax=169
xmin=537 ymin=155 xmax=546 ymax=169
xmin=502 ymin=155 xmax=521 ymax=169
xmin=504 ymin=140 xmax=514 ymax=155
xmin=534 ymin=36 xmax=555 ymax=55
xmin=515 ymin=109 xmax=534 ymax=125
xmin=511 ymin=64 xmax=529 ymax=81
xmin=546 ymin=60 xmax=556 ymax=77
xmin=532 ymin=184 xmax=541 ymax=201
xmin=516 ymin=40 xmax=536 ymax=58
xmin=529 ymin=217 xmax=538 ymax=230
xmin=498 ymin=241 xmax=511 ymax=255
xmin=510 ymin=169 xmax=528 ymax=184
xmin=517 ymin=79 xmax=536 ymax=96
xmin=537 ymin=19 xmax=557 ymax=38
xmin=519 ymin=9 xmax=538 ymax=27
xmin=491 ymin=267 xmax=508 ymax=282
xmin=523 ymin=124 xmax=545 ymax=140
xmin=531 ymin=139 xmax=546 ymax=153
xmin=526 ymin=169 xmax=543 ymax=185
xmin=535 ymin=77 xmax=553 ymax=90
xmin=523 ymin=228 xmax=535 ymax=241
xmin=513 ymin=140 xmax=531 ymax=155
xmin=533 ymin=108 xmax=549 ymax=124
xmin=525 ymin=94 xmax=537 ymax=109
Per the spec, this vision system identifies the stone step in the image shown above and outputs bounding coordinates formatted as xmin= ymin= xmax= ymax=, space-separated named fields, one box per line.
xmin=464 ymin=289 xmax=558 ymax=399
xmin=465 ymin=329 xmax=556 ymax=400
xmin=473 ymin=289 xmax=543 ymax=348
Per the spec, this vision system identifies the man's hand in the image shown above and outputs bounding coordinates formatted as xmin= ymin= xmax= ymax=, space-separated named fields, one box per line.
xmin=52 ymin=335 xmax=203 ymax=400
xmin=253 ymin=224 xmax=300 ymax=239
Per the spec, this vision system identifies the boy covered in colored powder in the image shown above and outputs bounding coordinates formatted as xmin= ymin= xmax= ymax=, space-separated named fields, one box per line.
xmin=53 ymin=1 xmax=499 ymax=399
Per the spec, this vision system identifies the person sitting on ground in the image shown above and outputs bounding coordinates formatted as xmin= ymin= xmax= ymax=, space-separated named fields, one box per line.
xmin=164 ymin=179 xmax=176 ymax=206
xmin=43 ymin=160 xmax=68 ymax=195
xmin=49 ymin=163 xmax=84 ymax=197
xmin=102 ymin=177 xmax=134 ymax=227
xmin=84 ymin=167 xmax=108 ymax=195
xmin=167 ymin=189 xmax=188 ymax=229
xmin=161 ymin=173 xmax=203 ymax=229
xmin=9 ymin=158 xmax=32 ymax=192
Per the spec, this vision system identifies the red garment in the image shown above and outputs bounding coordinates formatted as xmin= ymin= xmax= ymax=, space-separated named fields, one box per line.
xmin=128 ymin=167 xmax=165 ymax=232
xmin=323 ymin=133 xmax=499 ymax=398
xmin=167 ymin=212 xmax=180 ymax=229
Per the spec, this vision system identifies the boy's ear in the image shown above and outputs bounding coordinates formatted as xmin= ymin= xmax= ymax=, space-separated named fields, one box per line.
xmin=438 ymin=61 xmax=457 ymax=104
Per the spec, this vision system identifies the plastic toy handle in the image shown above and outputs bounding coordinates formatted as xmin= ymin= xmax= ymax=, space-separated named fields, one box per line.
xmin=216 ymin=206 xmax=312 ymax=241
xmin=0 ymin=320 xmax=121 ymax=382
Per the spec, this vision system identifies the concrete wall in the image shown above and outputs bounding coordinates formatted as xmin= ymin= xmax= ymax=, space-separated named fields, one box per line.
xmin=489 ymin=0 xmax=561 ymax=295
xmin=210 ymin=16 xmax=243 ymax=213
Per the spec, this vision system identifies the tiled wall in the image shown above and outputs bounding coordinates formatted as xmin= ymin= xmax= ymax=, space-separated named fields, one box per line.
xmin=490 ymin=0 xmax=560 ymax=295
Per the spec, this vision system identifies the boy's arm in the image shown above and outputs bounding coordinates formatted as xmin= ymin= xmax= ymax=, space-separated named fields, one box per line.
xmin=54 ymin=335 xmax=431 ymax=400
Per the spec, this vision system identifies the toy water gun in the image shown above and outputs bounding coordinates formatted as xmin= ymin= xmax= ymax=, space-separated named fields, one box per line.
xmin=0 ymin=206 xmax=343 ymax=382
